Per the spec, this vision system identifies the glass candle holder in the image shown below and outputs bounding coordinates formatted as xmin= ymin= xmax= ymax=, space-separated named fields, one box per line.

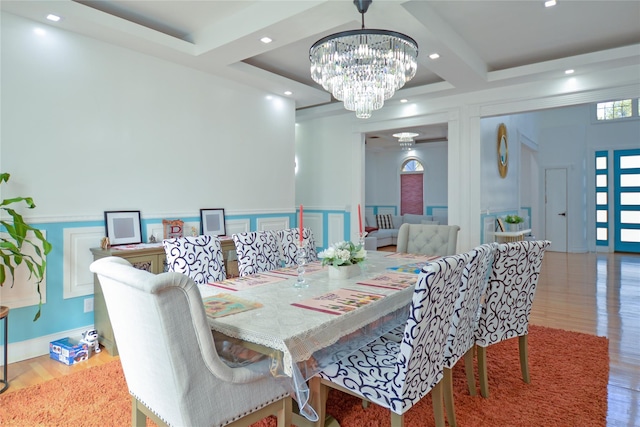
xmin=294 ymin=243 xmax=308 ymax=289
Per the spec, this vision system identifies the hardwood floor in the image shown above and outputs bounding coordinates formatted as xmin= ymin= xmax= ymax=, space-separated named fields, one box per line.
xmin=529 ymin=251 xmax=640 ymax=427
xmin=3 ymin=250 xmax=639 ymax=426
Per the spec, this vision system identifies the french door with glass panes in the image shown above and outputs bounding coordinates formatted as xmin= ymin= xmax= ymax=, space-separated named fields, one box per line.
xmin=614 ymin=149 xmax=640 ymax=253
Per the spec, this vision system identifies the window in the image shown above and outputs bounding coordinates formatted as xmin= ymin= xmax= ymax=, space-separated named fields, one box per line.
xmin=595 ymin=99 xmax=634 ymax=121
xmin=401 ymin=159 xmax=424 ymax=172
xmin=400 ymin=159 xmax=424 ymax=215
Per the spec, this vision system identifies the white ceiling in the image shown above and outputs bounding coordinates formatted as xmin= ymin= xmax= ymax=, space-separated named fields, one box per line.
xmin=3 ymin=0 xmax=640 ymax=149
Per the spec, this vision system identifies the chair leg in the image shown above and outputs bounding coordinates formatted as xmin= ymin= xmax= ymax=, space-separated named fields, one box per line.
xmin=477 ymin=346 xmax=490 ymax=398
xmin=309 ymin=377 xmax=327 ymax=427
xmin=276 ymin=397 xmax=293 ymax=427
xmin=132 ymin=397 xmax=146 ymax=427
xmin=390 ymin=412 xmax=405 ymax=427
xmin=463 ymin=346 xmax=476 ymax=396
xmin=431 ymin=381 xmax=446 ymax=427
xmin=442 ymin=368 xmax=457 ymax=427
xmin=519 ymin=335 xmax=530 ymax=383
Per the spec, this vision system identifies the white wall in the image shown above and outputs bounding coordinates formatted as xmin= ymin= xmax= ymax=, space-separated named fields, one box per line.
xmin=2 ymin=12 xmax=296 ymax=218
xmin=480 ymin=115 xmax=522 ymax=212
xmin=1 ymin=12 xmax=297 ymax=355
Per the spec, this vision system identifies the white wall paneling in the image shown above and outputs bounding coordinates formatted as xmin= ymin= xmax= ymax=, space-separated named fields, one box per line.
xmin=256 ymin=217 xmax=290 ymax=231
xmin=226 ymin=219 xmax=251 ymax=236
xmin=0 ymin=231 xmax=48 ymax=308
xmin=305 ymin=212 xmax=324 ymax=248
xmin=63 ymin=227 xmax=103 ymax=299
xmin=327 ymin=213 xmax=345 ymax=246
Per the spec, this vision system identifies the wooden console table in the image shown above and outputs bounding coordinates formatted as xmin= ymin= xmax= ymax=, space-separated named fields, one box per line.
xmin=494 ymin=229 xmax=532 ymax=243
xmin=90 ymin=238 xmax=238 ymax=355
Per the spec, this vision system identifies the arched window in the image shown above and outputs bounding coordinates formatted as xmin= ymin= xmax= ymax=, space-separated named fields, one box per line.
xmin=402 ymin=159 xmax=424 ymax=172
xmin=400 ymin=158 xmax=424 ymax=215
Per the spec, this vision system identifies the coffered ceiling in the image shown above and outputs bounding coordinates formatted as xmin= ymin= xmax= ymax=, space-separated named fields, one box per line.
xmin=3 ymin=1 xmax=639 ymax=148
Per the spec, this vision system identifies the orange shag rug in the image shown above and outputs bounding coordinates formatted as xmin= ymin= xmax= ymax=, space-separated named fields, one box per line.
xmin=1 ymin=325 xmax=608 ymax=426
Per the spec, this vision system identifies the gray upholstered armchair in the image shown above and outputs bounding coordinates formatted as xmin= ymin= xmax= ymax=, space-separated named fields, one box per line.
xmin=396 ymin=223 xmax=461 ymax=256
xmin=89 ymin=256 xmax=292 ymax=427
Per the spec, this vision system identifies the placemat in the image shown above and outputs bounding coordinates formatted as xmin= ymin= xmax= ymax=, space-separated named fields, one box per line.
xmin=291 ymin=288 xmax=385 ymax=315
xmin=357 ymin=272 xmax=417 ymax=290
xmin=203 ymin=294 xmax=263 ymax=318
xmin=208 ymin=273 xmax=286 ymax=291
xmin=268 ymin=261 xmax=325 ymax=277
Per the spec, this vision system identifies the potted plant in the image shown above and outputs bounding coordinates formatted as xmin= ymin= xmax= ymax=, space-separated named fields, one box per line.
xmin=504 ymin=214 xmax=524 ymax=232
xmin=318 ymin=240 xmax=367 ymax=280
xmin=1 ymin=173 xmax=52 ymax=321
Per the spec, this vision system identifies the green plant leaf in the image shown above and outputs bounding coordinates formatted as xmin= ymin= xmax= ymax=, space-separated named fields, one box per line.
xmin=1 ymin=172 xmax=52 ymax=321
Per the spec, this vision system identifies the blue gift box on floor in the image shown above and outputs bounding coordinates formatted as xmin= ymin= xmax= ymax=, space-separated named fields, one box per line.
xmin=49 ymin=337 xmax=89 ymax=365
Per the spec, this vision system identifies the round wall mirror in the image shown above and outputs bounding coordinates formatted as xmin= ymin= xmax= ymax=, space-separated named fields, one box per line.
xmin=497 ymin=123 xmax=508 ymax=178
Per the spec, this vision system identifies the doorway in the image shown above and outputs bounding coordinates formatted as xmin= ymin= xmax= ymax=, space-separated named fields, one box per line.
xmin=545 ymin=168 xmax=568 ymax=252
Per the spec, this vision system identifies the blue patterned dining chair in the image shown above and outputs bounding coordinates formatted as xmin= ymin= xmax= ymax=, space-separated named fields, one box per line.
xmin=377 ymin=243 xmax=497 ymax=426
xmin=441 ymin=243 xmax=497 ymax=427
xmin=89 ymin=256 xmax=292 ymax=427
xmin=276 ymin=227 xmax=318 ymax=267
xmin=310 ymin=252 xmax=472 ymax=427
xmin=163 ymin=235 xmax=226 ymax=284
xmin=232 ymin=230 xmax=280 ymax=276
xmin=475 ymin=240 xmax=551 ymax=398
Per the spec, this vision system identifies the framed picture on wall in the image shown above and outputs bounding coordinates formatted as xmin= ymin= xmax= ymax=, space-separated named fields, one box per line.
xmin=200 ymin=208 xmax=226 ymax=236
xmin=104 ymin=210 xmax=142 ymax=245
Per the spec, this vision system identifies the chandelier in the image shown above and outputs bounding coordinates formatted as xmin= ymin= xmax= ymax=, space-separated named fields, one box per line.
xmin=393 ymin=132 xmax=419 ymax=151
xmin=309 ymin=0 xmax=418 ymax=119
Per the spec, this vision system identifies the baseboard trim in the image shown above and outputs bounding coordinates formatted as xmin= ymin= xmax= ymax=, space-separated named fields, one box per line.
xmin=1 ymin=324 xmax=93 ymax=365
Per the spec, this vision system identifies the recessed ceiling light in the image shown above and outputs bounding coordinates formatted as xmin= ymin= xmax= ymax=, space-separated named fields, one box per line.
xmin=284 ymin=91 xmax=293 ymax=96
xmin=400 ymin=99 xmax=408 ymax=103
xmin=545 ymin=0 xmax=557 ymax=7
xmin=46 ymin=14 xmax=61 ymax=22
xmin=565 ymin=69 xmax=574 ymax=74
xmin=429 ymin=53 xmax=440 ymax=60
xmin=260 ymin=37 xmax=272 ymax=44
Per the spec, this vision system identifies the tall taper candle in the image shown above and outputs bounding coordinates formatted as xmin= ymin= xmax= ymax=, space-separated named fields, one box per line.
xmin=299 ymin=205 xmax=303 ymax=243
xmin=358 ymin=204 xmax=363 ymax=235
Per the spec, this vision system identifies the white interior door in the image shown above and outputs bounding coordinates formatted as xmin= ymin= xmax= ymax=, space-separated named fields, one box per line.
xmin=545 ymin=168 xmax=568 ymax=252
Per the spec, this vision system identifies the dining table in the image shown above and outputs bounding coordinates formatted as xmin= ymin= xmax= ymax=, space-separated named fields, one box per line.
xmin=197 ymin=250 xmax=438 ymax=425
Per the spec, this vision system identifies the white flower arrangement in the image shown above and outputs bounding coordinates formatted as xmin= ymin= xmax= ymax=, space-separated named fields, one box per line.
xmin=318 ymin=241 xmax=367 ymax=267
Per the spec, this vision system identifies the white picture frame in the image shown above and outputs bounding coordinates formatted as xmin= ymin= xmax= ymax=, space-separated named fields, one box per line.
xmin=200 ymin=208 xmax=226 ymax=237
xmin=104 ymin=210 xmax=142 ymax=245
